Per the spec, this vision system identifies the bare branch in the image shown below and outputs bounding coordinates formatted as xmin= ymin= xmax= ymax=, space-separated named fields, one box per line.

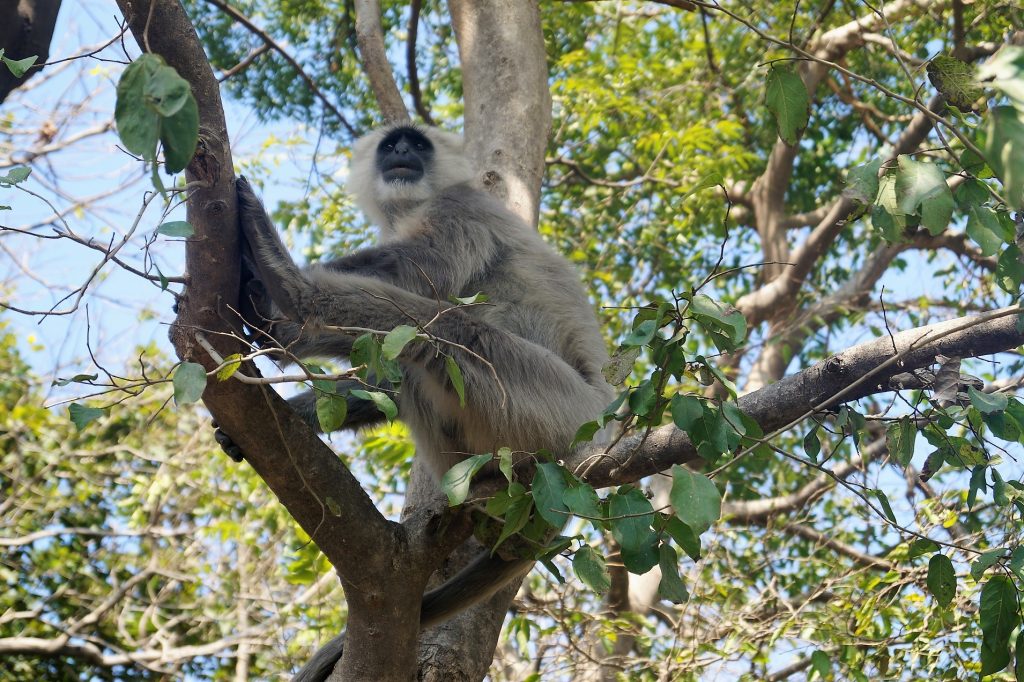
xmin=202 ymin=0 xmax=357 ymax=136
xmin=406 ymin=0 xmax=435 ymax=125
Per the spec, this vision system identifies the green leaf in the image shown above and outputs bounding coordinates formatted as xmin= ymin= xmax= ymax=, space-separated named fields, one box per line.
xmin=628 ymin=380 xmax=658 ymax=417
xmin=115 ymin=55 xmax=162 ymax=160
xmin=68 ymin=403 xmax=106 ymax=431
xmin=215 ymin=353 xmax=243 ymax=381
xmin=349 ymin=389 xmax=398 ymax=422
xmin=315 ymin=392 xmax=347 ymax=432
xmin=495 ymin=493 xmax=533 ymax=550
xmin=173 ymin=362 xmax=207 ymax=405
xmin=926 ymin=55 xmax=983 ymax=112
xmin=160 ymin=91 xmax=199 ymax=173
xmin=977 ymin=45 xmax=1024 ymax=105
xmin=440 ymin=453 xmax=492 ymax=506
xmin=689 ymin=294 xmax=746 ymax=352
xmin=1 ymin=53 xmax=37 ymax=78
xmin=764 ymin=64 xmax=809 ymax=145
xmin=607 ymin=487 xmax=655 ymax=553
xmin=809 ymin=650 xmax=831 ymax=680
xmin=485 ymin=486 xmax=514 ymax=516
xmin=563 ymin=483 xmax=602 ymax=519
xmin=572 ymin=420 xmax=602 ymax=446
xmin=621 ymin=318 xmax=658 ymax=347
xmin=980 ymin=575 xmax=1020 ymax=673
xmin=1009 ymin=546 xmax=1024 ymax=581
xmin=845 ymin=158 xmax=882 ymax=204
xmin=0 ymin=166 xmax=31 ymax=186
xmin=670 ymin=394 xmax=703 ymax=433
xmin=908 ymin=538 xmax=940 ymax=560
xmin=573 ymin=545 xmax=610 ymax=594
xmin=445 ymin=356 xmax=466 ymax=407
xmin=968 ymin=386 xmax=1008 ymax=414
xmin=620 ymin=533 xmax=659 ymax=574
xmin=895 ymin=156 xmax=954 ymax=235
xmin=986 ymin=106 xmax=1024 ymax=210
xmin=803 ymin=425 xmax=821 ymax=461
xmin=971 ymin=548 xmax=1007 ymax=580
xmin=927 ymin=554 xmax=956 ymax=607
xmin=669 ymin=465 xmax=721 ymax=534
xmin=886 ymin=417 xmax=916 ymax=467
xmin=143 ymin=64 xmax=191 ymax=117
xmin=680 ymin=171 xmax=724 ymax=200
xmin=997 ymin=244 xmax=1024 ymax=293
xmin=1015 ymin=630 xmax=1024 ymax=681
xmin=532 ymin=463 xmax=570 ymax=527
xmin=664 ymin=516 xmax=701 ymax=561
xmin=872 ymin=172 xmax=908 ymax=242
xmin=449 ymin=291 xmax=489 ymax=305
xmin=498 ymin=447 xmax=513 ymax=482
xmin=52 ymin=373 xmax=98 ymax=387
xmin=873 ymin=489 xmax=898 ymax=525
xmin=656 ymin=544 xmax=689 ymax=603
xmin=382 ymin=325 xmax=418 ymax=360
xmin=981 ymin=638 xmax=1012 ymax=678
xmin=966 ymin=203 xmax=1006 ymax=256
xmin=156 ymin=221 xmax=194 ymax=238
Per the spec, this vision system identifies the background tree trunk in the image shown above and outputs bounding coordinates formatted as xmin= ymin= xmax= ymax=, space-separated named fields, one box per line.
xmin=0 ymin=0 xmax=61 ymax=103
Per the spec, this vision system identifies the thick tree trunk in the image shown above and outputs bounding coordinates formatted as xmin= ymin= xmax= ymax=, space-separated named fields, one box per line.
xmin=0 ymin=0 xmax=61 ymax=103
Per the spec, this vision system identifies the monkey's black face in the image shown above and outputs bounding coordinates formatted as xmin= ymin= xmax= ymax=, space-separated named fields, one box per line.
xmin=376 ymin=127 xmax=434 ymax=185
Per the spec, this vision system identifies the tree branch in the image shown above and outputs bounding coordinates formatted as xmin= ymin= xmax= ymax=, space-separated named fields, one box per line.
xmin=353 ymin=0 xmax=409 ymax=123
xmin=405 ymin=0 xmax=434 ymax=125
xmin=570 ymin=307 xmax=1024 ymax=486
xmin=114 ymin=0 xmax=394 ymax=597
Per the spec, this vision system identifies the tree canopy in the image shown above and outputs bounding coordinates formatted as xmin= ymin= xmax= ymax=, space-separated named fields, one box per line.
xmin=1 ymin=0 xmax=1024 ymax=680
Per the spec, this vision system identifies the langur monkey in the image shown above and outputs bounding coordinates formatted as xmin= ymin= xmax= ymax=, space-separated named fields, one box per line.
xmin=223 ymin=124 xmax=613 ymax=681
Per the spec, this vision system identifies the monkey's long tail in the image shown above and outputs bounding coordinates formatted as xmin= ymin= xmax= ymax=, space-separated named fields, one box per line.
xmin=292 ymin=555 xmax=532 ymax=681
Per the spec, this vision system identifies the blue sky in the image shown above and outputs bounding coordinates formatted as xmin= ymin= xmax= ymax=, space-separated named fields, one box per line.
xmin=1 ymin=1 xmax=333 ymax=402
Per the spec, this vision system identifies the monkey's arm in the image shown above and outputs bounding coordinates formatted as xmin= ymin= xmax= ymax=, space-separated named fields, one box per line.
xmin=238 ymin=176 xmax=493 ymax=303
xmin=240 ymin=179 xmax=607 ymax=449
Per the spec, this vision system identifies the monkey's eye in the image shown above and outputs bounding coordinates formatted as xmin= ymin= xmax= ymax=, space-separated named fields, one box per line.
xmin=382 ymin=143 xmax=394 ymax=152
xmin=414 ymin=142 xmax=426 ymax=150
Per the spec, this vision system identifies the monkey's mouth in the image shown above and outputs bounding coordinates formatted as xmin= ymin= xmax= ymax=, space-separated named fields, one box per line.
xmin=381 ymin=160 xmax=424 ymax=184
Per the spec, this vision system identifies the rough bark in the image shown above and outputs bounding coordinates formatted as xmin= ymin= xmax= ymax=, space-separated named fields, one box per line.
xmin=450 ymin=0 xmax=551 ymax=225
xmin=112 ymin=2 xmax=474 ymax=680
xmin=0 ymin=0 xmax=62 ymax=103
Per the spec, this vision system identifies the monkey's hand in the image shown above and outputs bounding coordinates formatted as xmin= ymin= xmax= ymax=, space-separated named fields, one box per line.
xmin=211 ymin=420 xmax=245 ymax=462
xmin=236 ymin=176 xmax=312 ymax=322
